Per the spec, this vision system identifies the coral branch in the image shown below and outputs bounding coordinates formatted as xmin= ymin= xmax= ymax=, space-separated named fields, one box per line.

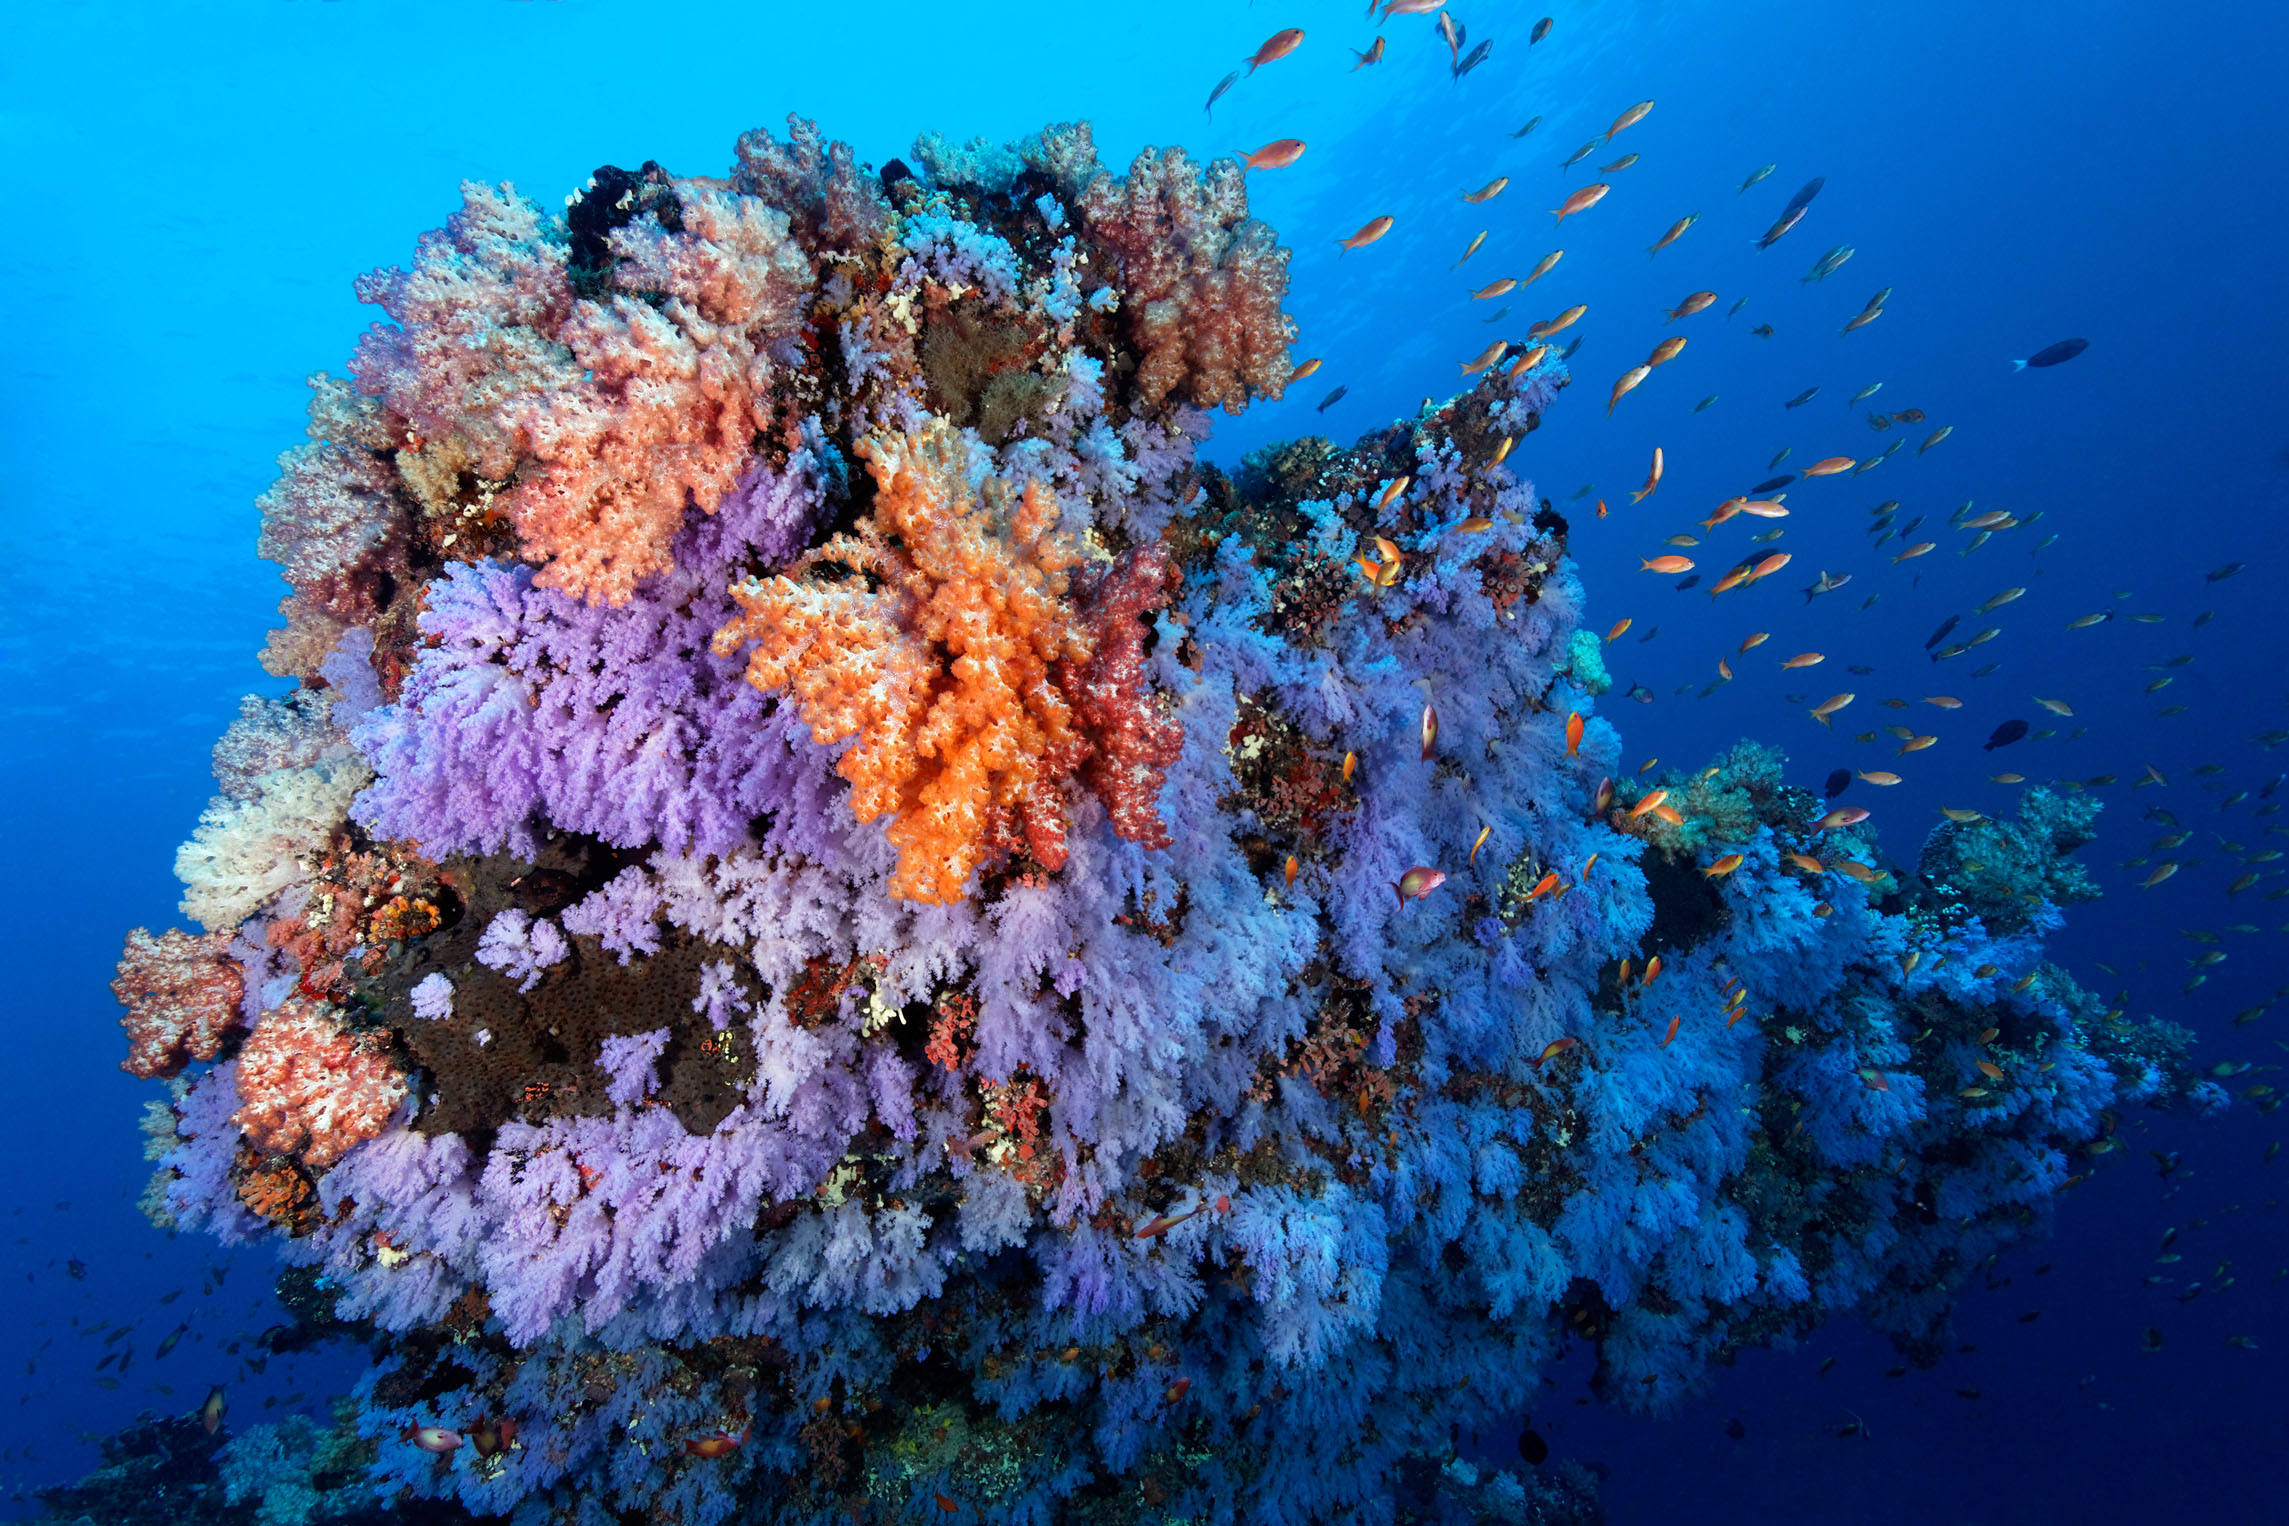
xmin=114 ymin=928 xmax=246 ymax=1080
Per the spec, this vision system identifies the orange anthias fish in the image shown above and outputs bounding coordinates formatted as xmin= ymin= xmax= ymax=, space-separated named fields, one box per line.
xmin=1463 ymin=177 xmax=1511 ymax=203
xmin=1737 ymin=499 xmax=1788 ymax=518
xmin=1801 ymin=456 xmax=1855 ymax=477
xmin=1470 ymin=824 xmax=1491 ymax=865
xmin=1246 ymin=28 xmax=1305 ymax=72
xmin=1893 ymin=541 xmax=1936 ymax=563
xmin=1526 ymin=869 xmax=1562 ymax=901
xmin=1284 ymin=853 xmax=1299 ymax=887
xmin=1641 ymin=554 xmax=1694 ymax=574
xmin=1809 ymin=692 xmax=1856 ymax=723
xmin=1393 ymin=865 xmax=1447 ymax=907
xmin=1632 ymin=446 xmax=1664 ymax=503
xmin=1605 ymin=100 xmax=1655 ymax=141
xmin=1461 ymin=339 xmax=1509 ymax=374
xmin=1352 ymin=37 xmax=1386 ymax=68
xmin=1665 ymin=290 xmax=1717 ymax=322
xmin=1532 ymin=1036 xmax=1578 ymax=1067
xmin=1551 ymin=183 xmax=1611 ymax=227
xmin=1749 ymin=551 xmax=1792 ymax=580
xmin=1660 ymin=1015 xmax=1681 ymax=1047
xmin=1781 ymin=652 xmax=1824 ymax=669
xmin=1528 ymin=304 xmax=1588 ymax=340
xmin=1506 ymin=344 xmax=1552 ymax=376
xmin=1708 ymin=563 xmax=1754 ymax=596
xmin=1645 ymin=335 xmax=1687 ymax=368
xmin=1472 ymin=277 xmax=1518 ymax=300
xmin=684 ymin=1427 xmax=749 ymax=1459
xmin=1647 ymin=213 xmax=1699 ymax=257
xmin=1643 ymin=954 xmax=1665 ymax=984
xmin=1340 ymin=216 xmax=1396 ymax=253
xmin=1244 ymin=139 xmax=1307 ymax=170
xmin=1289 ymin=357 xmax=1322 ymax=383
xmin=1606 ymin=617 xmax=1632 ymax=640
xmin=1420 ymin=702 xmax=1439 ymax=761
xmin=1524 ymin=249 xmax=1564 ymax=286
xmin=1740 ymin=632 xmax=1769 ymax=653
xmin=1566 ymin=711 xmax=1586 ymax=755
xmin=1609 ymin=364 xmax=1652 ymax=414
xmin=1628 ymin=789 xmax=1669 ymax=820
xmin=1704 ymin=853 xmax=1744 ymax=878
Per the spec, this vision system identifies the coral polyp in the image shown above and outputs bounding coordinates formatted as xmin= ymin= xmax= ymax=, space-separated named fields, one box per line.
xmin=118 ymin=116 xmax=2212 ymax=1524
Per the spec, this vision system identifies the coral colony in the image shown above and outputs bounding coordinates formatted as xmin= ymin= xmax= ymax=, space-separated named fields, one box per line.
xmin=112 ymin=119 xmax=2215 ymax=1524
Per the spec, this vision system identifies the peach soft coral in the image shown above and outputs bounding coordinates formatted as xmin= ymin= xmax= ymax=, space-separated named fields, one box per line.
xmin=232 ymin=999 xmax=406 ymax=1168
xmin=713 ymin=419 xmax=1093 ymax=902
xmin=114 ymin=927 xmax=246 ymax=1080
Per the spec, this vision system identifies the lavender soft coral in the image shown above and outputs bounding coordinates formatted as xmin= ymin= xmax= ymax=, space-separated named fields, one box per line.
xmin=118 ymin=115 xmax=2207 ymax=1526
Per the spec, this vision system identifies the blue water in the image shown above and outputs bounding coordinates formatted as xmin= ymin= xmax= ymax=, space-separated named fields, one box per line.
xmin=3 ymin=0 xmax=2283 ymax=1517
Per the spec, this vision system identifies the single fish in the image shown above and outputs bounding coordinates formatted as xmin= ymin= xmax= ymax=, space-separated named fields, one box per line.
xmin=1392 ymin=865 xmax=1448 ymax=908
xmin=2014 ymin=338 xmax=2089 ymax=371
xmin=1339 ymin=215 xmax=1396 ymax=253
xmin=1739 ymin=163 xmax=1777 ymax=193
xmin=1750 ymin=474 xmax=1795 ymax=494
xmin=1647 ymin=212 xmax=1699 ymax=257
xmin=1825 ymin=768 xmax=1852 ymax=798
xmin=1665 ymin=290 xmax=1717 ymax=322
xmin=1842 ymin=306 xmax=1885 ymax=335
xmin=1751 ymin=322 xmax=1777 ymax=337
xmin=1551 ymin=184 xmax=1611 ymax=226
xmin=1850 ymin=382 xmax=1883 ymax=406
xmin=1803 ymin=570 xmax=1852 ymax=602
xmin=1802 ymin=456 xmax=1855 ymax=477
xmin=1610 ymin=364 xmax=1653 ymax=414
xmin=1785 ymin=385 xmax=1820 ymax=409
xmin=1601 ymin=153 xmax=1642 ymax=174
xmin=1522 ymin=249 xmax=1564 ymax=287
xmin=1316 ymin=385 xmax=1348 ymax=413
xmin=1511 ymin=115 xmax=1543 ymax=138
xmin=1352 ymin=37 xmax=1387 ymax=69
xmin=1780 ymin=176 xmax=1826 ymax=220
xmin=1452 ymin=229 xmax=1489 ymax=267
xmin=1531 ymin=16 xmax=1553 ymax=45
xmin=1632 ymin=446 xmax=1664 ymax=504
xmin=1205 ymin=71 xmax=1241 ymax=116
xmin=1454 ymin=39 xmax=1493 ymax=78
xmin=1245 ymin=28 xmax=1306 ymax=73
xmin=1471 ymin=277 xmax=1517 ymax=300
xmin=1695 ymin=394 xmax=1718 ymax=412
xmin=1562 ymin=140 xmax=1600 ymax=171
xmin=1460 ymin=339 xmax=1509 ymax=375
xmin=1528 ymin=303 xmax=1588 ymax=340
xmin=1463 ymin=176 xmax=1511 ymax=203
xmin=1243 ymin=139 xmax=1307 ymax=170
xmin=1802 ymin=245 xmax=1855 ymax=283
xmin=1605 ymin=100 xmax=1655 ymax=141
xmin=1926 ymin=614 xmax=1960 ymax=650
xmin=1646 ymin=335 xmax=1687 ymax=367
xmin=1984 ymin=719 xmax=2030 ymax=751
xmin=1729 ymin=296 xmax=1750 ymax=317
xmin=1755 ymin=205 xmax=1807 ymax=248
xmin=1641 ymin=554 xmax=1695 ymax=574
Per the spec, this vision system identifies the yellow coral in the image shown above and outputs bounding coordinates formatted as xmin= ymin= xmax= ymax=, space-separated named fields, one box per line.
xmin=714 ymin=421 xmax=1093 ymax=902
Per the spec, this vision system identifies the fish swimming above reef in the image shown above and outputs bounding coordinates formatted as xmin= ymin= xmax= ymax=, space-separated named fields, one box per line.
xmin=2014 ymin=337 xmax=2089 ymax=370
xmin=1317 ymin=385 xmax=1348 ymax=413
xmin=97 ymin=111 xmax=2221 ymax=1526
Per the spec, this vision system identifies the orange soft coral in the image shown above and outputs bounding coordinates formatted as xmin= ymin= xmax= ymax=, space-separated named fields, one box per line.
xmin=233 ymin=999 xmax=406 ymax=1168
xmin=114 ymin=928 xmax=246 ymax=1080
xmin=714 ymin=420 xmax=1094 ymax=902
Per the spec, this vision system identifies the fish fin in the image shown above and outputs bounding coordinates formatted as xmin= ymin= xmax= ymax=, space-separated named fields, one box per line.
xmin=2011 ymin=358 xmax=2028 ymax=372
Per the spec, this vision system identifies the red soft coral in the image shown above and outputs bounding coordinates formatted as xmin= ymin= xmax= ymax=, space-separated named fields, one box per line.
xmin=114 ymin=928 xmax=246 ymax=1080
xmin=233 ymin=999 xmax=406 ymax=1168
xmin=1059 ymin=546 xmax=1184 ymax=849
xmin=1066 ymin=138 xmax=1297 ymax=415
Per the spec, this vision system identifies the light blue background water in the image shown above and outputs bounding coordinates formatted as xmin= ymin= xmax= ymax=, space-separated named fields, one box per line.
xmin=4 ymin=1 xmax=2284 ymax=1516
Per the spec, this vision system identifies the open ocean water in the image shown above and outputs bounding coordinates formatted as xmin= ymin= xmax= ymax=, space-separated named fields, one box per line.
xmin=3 ymin=2 xmax=2284 ymax=1521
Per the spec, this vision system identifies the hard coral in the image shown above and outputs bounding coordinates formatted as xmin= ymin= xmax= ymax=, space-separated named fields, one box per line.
xmin=233 ymin=1000 xmax=406 ymax=1168
xmin=714 ymin=419 xmax=1102 ymax=902
xmin=114 ymin=927 xmax=246 ymax=1080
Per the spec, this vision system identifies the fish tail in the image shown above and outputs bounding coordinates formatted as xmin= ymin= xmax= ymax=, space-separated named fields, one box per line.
xmin=2011 ymin=358 xmax=2028 ymax=372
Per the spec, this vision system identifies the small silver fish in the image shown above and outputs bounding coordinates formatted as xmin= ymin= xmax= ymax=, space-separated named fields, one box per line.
xmin=1739 ymin=163 xmax=1777 ymax=194
xmin=1205 ymin=71 xmax=1240 ymax=117
xmin=1802 ymin=245 xmax=1854 ymax=283
xmin=1850 ymin=382 xmax=1883 ymax=406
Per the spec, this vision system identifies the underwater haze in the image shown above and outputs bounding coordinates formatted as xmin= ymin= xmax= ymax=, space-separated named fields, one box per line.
xmin=4 ymin=1 xmax=2286 ymax=1522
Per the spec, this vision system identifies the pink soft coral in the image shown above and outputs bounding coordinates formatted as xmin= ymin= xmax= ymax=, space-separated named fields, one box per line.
xmin=1059 ymin=546 xmax=1184 ymax=849
xmin=114 ymin=928 xmax=246 ymax=1080
xmin=1066 ymin=138 xmax=1297 ymax=415
xmin=233 ymin=999 xmax=405 ymax=1168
